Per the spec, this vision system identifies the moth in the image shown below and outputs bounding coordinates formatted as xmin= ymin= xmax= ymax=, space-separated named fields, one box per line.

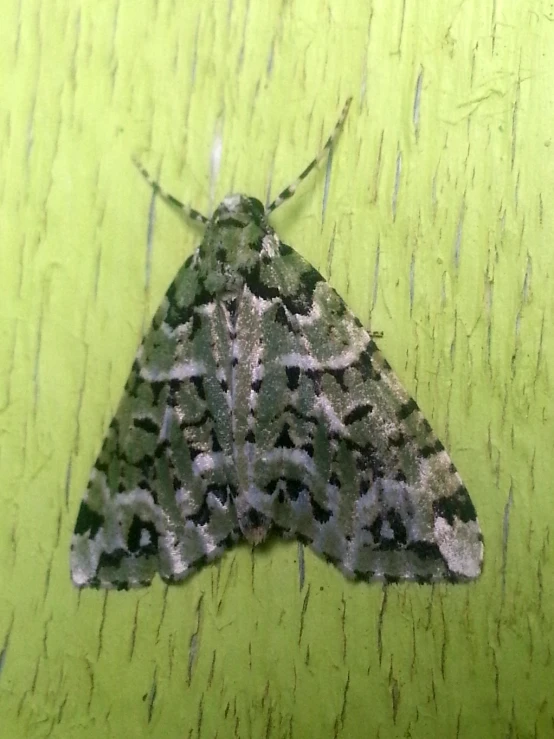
xmin=71 ymin=99 xmax=483 ymax=589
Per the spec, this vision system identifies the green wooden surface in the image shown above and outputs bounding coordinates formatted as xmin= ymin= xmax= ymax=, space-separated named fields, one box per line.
xmin=1 ymin=1 xmax=553 ymax=737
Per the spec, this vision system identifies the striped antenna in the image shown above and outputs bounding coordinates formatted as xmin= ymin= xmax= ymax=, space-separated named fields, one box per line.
xmin=267 ymin=97 xmax=352 ymax=214
xmin=133 ymin=158 xmax=210 ymax=226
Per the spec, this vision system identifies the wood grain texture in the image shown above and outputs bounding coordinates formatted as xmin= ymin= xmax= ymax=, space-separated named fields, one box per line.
xmin=0 ymin=0 xmax=552 ymax=737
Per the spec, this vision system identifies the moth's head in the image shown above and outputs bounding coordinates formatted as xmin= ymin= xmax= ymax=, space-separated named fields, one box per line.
xmin=212 ymin=194 xmax=267 ymax=228
xmin=239 ymin=507 xmax=273 ymax=545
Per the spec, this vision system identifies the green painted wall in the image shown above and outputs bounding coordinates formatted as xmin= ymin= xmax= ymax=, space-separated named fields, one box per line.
xmin=1 ymin=1 xmax=552 ymax=736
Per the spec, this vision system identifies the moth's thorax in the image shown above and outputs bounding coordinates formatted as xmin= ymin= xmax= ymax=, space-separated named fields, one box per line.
xmin=200 ymin=194 xmax=277 ymax=276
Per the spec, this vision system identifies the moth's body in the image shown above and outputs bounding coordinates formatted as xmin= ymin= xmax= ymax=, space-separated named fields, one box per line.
xmin=70 ymin=102 xmax=483 ymax=589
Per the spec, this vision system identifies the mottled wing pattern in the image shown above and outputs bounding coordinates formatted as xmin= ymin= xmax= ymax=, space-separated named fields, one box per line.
xmin=236 ymin=243 xmax=483 ymax=582
xmin=72 ymin=92 xmax=483 ymax=587
xmin=71 ymin=253 xmax=240 ymax=588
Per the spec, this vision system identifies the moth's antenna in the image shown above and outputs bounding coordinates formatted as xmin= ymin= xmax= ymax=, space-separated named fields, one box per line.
xmin=133 ymin=158 xmax=210 ymax=226
xmin=267 ymin=97 xmax=352 ymax=214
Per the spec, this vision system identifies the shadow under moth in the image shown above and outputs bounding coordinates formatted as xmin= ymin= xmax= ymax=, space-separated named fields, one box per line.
xmin=71 ymin=98 xmax=483 ymax=589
